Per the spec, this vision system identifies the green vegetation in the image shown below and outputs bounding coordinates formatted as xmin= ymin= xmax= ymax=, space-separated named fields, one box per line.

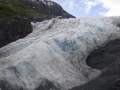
xmin=0 ymin=0 xmax=49 ymax=21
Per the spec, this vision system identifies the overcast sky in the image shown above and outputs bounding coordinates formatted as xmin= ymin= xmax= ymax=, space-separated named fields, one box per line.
xmin=53 ymin=0 xmax=120 ymax=18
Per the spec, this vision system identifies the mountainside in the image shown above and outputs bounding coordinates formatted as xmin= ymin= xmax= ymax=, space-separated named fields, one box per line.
xmin=0 ymin=17 xmax=120 ymax=90
xmin=0 ymin=16 xmax=32 ymax=48
xmin=0 ymin=0 xmax=75 ymax=21
xmin=0 ymin=0 xmax=75 ymax=47
xmin=25 ymin=0 xmax=75 ymax=21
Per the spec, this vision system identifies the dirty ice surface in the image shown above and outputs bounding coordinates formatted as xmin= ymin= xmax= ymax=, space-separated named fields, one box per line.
xmin=0 ymin=17 xmax=120 ymax=90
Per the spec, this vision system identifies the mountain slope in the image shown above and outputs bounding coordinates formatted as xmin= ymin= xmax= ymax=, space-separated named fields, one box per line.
xmin=0 ymin=16 xmax=32 ymax=48
xmin=0 ymin=0 xmax=75 ymax=47
xmin=0 ymin=17 xmax=120 ymax=90
xmin=0 ymin=0 xmax=75 ymax=21
xmin=24 ymin=0 xmax=75 ymax=19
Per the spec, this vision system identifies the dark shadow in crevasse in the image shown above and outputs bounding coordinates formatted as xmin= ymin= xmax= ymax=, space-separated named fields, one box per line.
xmin=0 ymin=79 xmax=59 ymax=90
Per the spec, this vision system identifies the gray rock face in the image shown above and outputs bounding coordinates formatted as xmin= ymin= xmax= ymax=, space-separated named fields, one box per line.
xmin=0 ymin=17 xmax=32 ymax=48
xmin=86 ymin=39 xmax=120 ymax=70
xmin=24 ymin=0 xmax=75 ymax=21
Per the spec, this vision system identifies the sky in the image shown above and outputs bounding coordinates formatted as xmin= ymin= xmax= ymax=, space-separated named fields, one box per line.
xmin=53 ymin=0 xmax=120 ymax=18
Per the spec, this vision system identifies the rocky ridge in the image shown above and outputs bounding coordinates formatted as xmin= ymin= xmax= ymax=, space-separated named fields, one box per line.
xmin=0 ymin=0 xmax=75 ymax=21
xmin=24 ymin=0 xmax=75 ymax=21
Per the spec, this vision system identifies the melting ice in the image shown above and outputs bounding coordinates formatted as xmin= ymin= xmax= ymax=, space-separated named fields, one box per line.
xmin=0 ymin=17 xmax=120 ymax=89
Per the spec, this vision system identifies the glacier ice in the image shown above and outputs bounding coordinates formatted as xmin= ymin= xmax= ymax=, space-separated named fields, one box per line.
xmin=0 ymin=17 xmax=120 ymax=89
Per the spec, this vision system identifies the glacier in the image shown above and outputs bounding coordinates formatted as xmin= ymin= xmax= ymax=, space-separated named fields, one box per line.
xmin=0 ymin=17 xmax=120 ymax=90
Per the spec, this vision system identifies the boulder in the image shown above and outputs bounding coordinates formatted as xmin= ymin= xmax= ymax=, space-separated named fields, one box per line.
xmin=116 ymin=79 xmax=120 ymax=87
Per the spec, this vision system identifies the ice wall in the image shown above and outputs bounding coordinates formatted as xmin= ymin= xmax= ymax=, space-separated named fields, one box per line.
xmin=0 ymin=17 xmax=120 ymax=90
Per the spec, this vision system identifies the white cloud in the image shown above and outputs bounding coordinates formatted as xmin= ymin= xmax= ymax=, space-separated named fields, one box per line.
xmin=62 ymin=0 xmax=81 ymax=10
xmin=80 ymin=0 xmax=120 ymax=16
xmin=82 ymin=0 xmax=98 ymax=14
xmin=95 ymin=0 xmax=120 ymax=16
xmin=62 ymin=0 xmax=99 ymax=14
xmin=53 ymin=0 xmax=120 ymax=17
